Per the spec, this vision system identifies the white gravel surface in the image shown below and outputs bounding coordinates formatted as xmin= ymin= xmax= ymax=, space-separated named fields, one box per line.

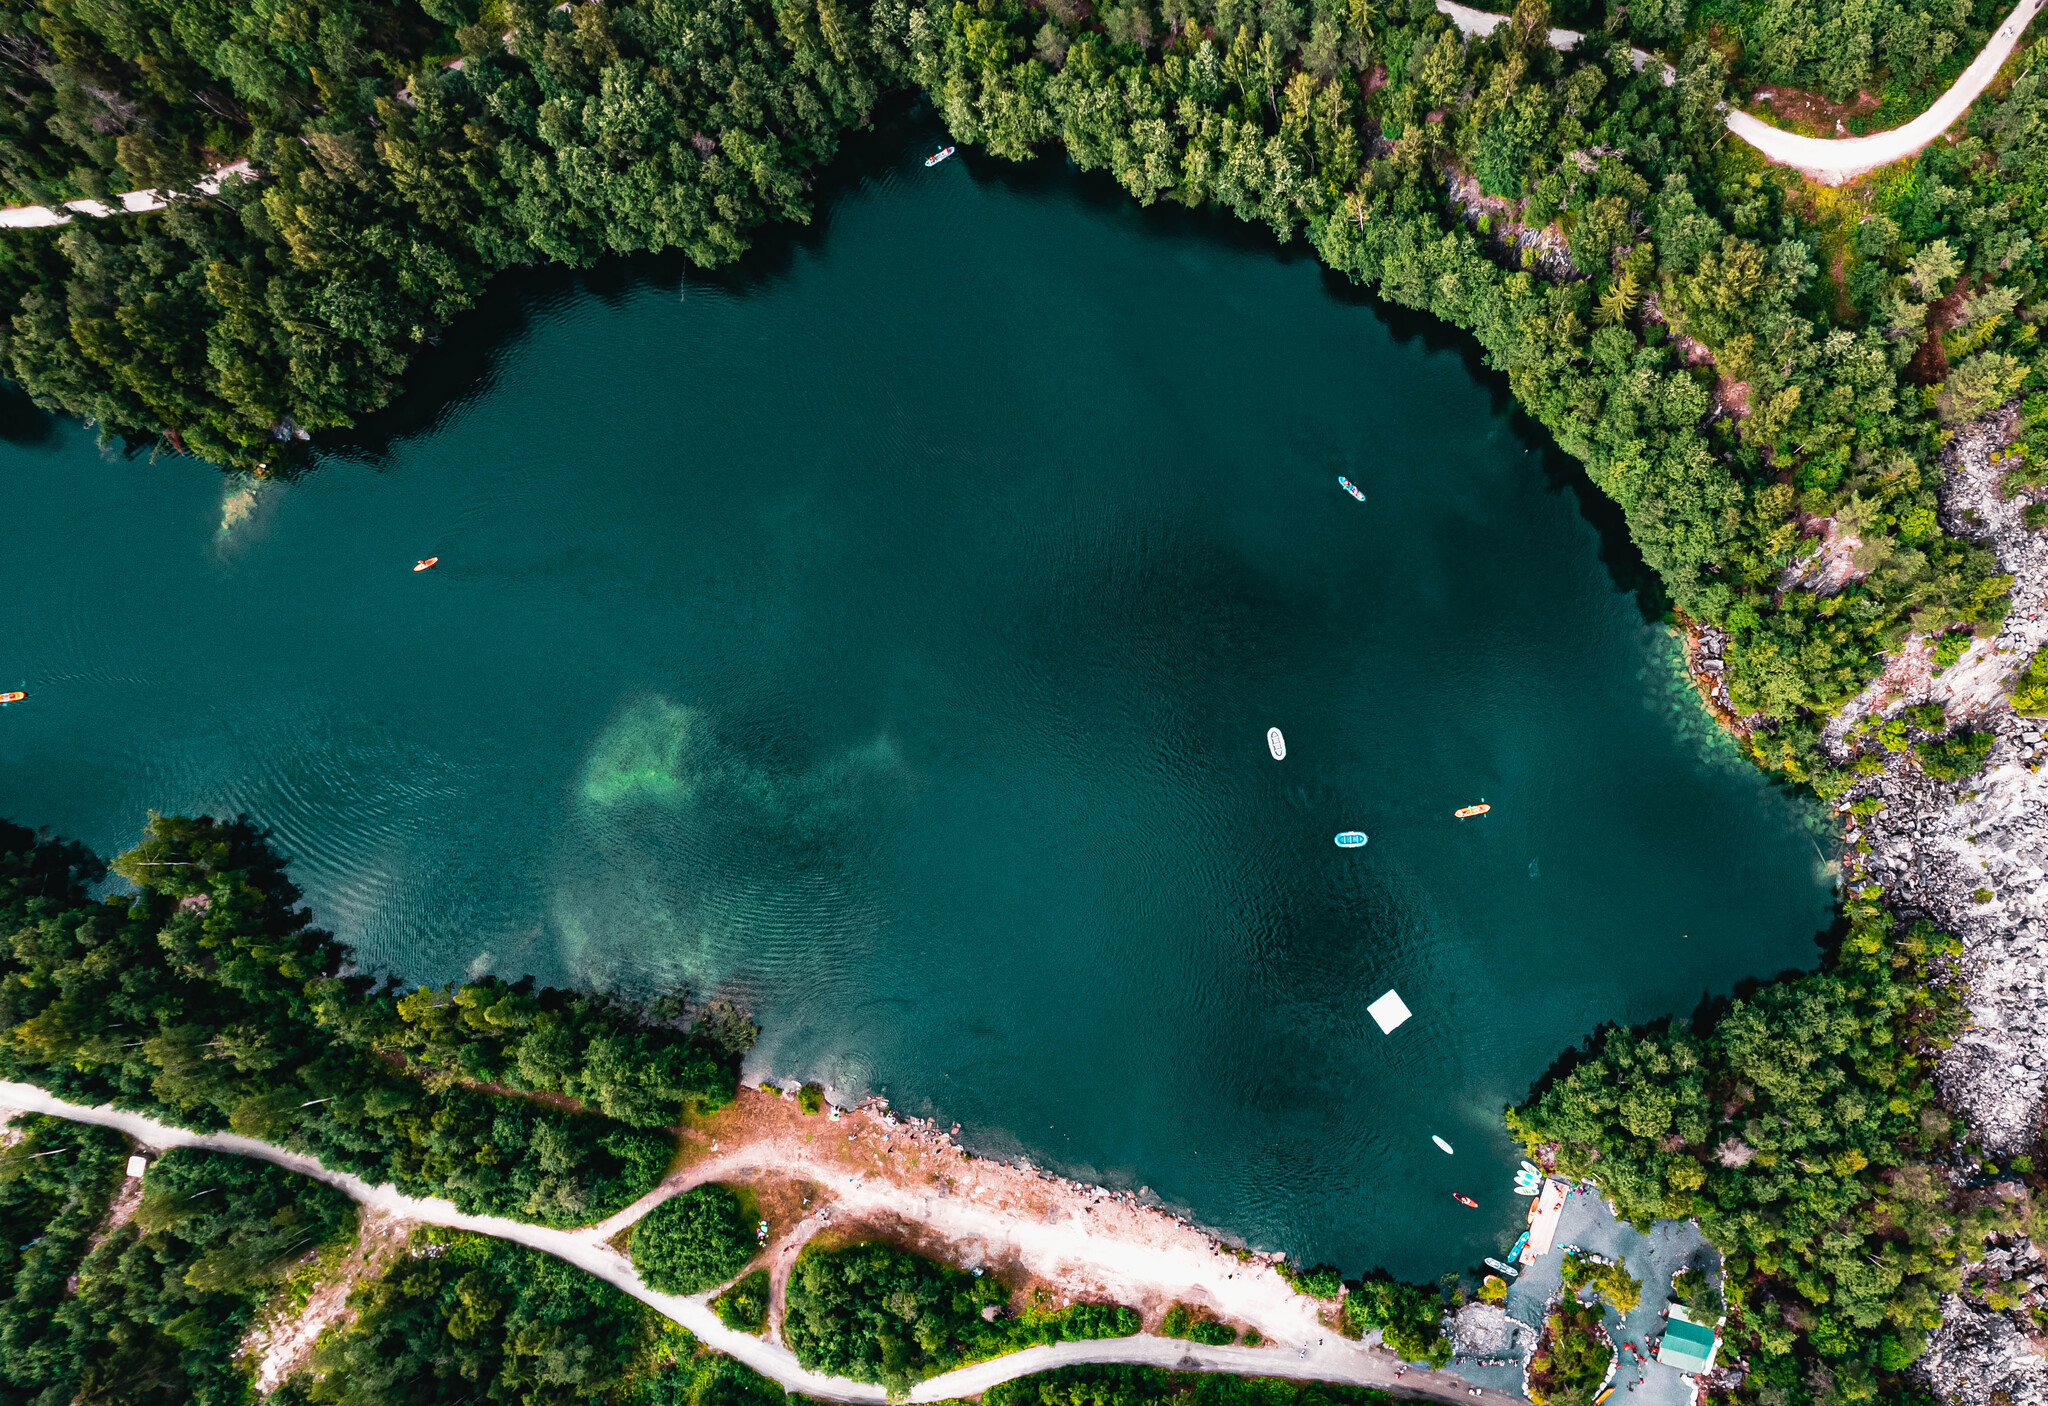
xmin=1439 ymin=0 xmax=2045 ymax=183
xmin=0 ymin=1081 xmax=1490 ymax=1404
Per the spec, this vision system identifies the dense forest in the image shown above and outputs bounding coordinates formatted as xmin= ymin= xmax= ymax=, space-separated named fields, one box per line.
xmin=0 ymin=814 xmax=747 ymax=1225
xmin=0 ymin=1143 xmax=356 ymax=1406
xmin=782 ymin=1240 xmax=1139 ymax=1393
xmin=629 ymin=1182 xmax=761 ymax=1295
xmin=1507 ymin=891 xmax=1979 ymax=1391
xmin=0 ymin=1114 xmax=128 ymax=1406
xmin=0 ymin=0 xmax=2039 ymax=795
xmin=275 ymin=1226 xmax=795 ymax=1406
xmin=7 ymin=0 xmax=2048 ymax=1394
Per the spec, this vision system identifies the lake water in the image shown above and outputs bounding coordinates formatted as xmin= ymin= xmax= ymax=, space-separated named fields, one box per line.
xmin=0 ymin=118 xmax=1834 ymax=1281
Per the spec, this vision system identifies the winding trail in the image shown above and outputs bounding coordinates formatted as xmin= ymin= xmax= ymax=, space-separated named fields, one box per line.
xmin=0 ymin=161 xmax=253 ymax=229
xmin=2 ymin=0 xmax=2044 ymax=228
xmin=0 ymin=1082 xmax=1482 ymax=1405
xmin=0 ymin=0 xmax=2039 ymax=225
xmin=1439 ymin=0 xmax=2046 ymax=184
xmin=1721 ymin=0 xmax=2048 ymax=183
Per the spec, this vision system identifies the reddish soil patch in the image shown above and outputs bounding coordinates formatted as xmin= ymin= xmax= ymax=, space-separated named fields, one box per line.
xmin=1748 ymin=85 xmax=1880 ymax=138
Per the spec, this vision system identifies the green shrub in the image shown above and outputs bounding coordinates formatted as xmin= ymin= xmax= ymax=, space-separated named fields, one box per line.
xmin=1526 ymin=1301 xmax=1613 ymax=1406
xmin=631 ymin=1185 xmax=758 ymax=1296
xmin=1161 ymin=1302 xmax=1237 ymax=1344
xmin=2014 ymin=650 xmax=2048 ymax=715
xmin=1904 ymin=703 xmax=1947 ymax=730
xmin=1918 ymin=731 xmax=1997 ymax=779
xmin=985 ymin=1365 xmax=1395 ymax=1406
xmin=1975 ymin=888 xmax=1996 ymax=903
xmin=1288 ymin=1264 xmax=1345 ymax=1299
xmin=2025 ymin=503 xmax=2048 ymax=529
xmin=712 ymin=1268 xmax=771 ymax=1333
xmin=1339 ymin=1274 xmax=1449 ymax=1367
xmin=1561 ymin=1251 xmax=1641 ymax=1314
xmin=1671 ymin=1266 xmax=1723 ymax=1319
xmin=1932 ymin=633 xmax=1974 ymax=670
xmin=782 ymin=1242 xmax=1134 ymax=1391
xmin=797 ymin=1084 xmax=826 ymax=1115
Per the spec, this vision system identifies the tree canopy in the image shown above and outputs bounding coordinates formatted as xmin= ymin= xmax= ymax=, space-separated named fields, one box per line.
xmin=0 ymin=814 xmax=746 ymax=1226
xmin=630 ymin=1183 xmax=760 ymax=1295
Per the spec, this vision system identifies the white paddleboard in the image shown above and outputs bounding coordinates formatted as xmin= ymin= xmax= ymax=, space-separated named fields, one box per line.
xmin=1267 ymin=727 xmax=1286 ymax=760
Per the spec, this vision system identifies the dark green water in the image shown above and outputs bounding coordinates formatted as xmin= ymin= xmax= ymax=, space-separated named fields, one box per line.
xmin=0 ymin=121 xmax=1833 ymax=1279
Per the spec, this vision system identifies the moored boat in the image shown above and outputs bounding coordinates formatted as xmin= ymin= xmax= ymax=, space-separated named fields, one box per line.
xmin=1335 ymin=831 xmax=1367 ymax=847
xmin=1267 ymin=727 xmax=1285 ymax=760
xmin=1484 ymin=1256 xmax=1520 ymax=1278
xmin=1454 ymin=803 xmax=1491 ymax=818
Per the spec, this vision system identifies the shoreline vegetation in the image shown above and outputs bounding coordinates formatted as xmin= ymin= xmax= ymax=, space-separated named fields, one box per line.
xmin=9 ymin=0 xmax=2048 ymax=1395
xmin=0 ymin=816 xmax=1482 ymax=1404
xmin=0 ymin=808 xmax=2000 ymax=1406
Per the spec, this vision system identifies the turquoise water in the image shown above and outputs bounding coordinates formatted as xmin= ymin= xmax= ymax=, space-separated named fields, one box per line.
xmin=0 ymin=119 xmax=1833 ymax=1279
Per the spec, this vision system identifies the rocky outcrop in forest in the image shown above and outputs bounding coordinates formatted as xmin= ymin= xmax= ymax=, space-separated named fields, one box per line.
xmin=1819 ymin=403 xmax=2048 ymax=1405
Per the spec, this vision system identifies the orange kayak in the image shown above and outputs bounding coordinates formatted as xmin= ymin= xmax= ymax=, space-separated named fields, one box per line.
xmin=1454 ymin=804 xmax=1491 ymax=819
xmin=1452 ymin=1193 xmax=1478 ymax=1208
xmin=0 ymin=691 xmax=22 ymax=703
xmin=413 ymin=557 xmax=439 ymax=572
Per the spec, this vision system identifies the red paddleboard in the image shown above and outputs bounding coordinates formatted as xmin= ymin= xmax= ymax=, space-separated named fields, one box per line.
xmin=1452 ymin=1193 xmax=1478 ymax=1208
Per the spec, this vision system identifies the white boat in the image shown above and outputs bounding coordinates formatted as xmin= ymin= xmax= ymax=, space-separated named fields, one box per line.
xmin=1267 ymin=727 xmax=1285 ymax=760
xmin=925 ymin=146 xmax=956 ymax=167
xmin=1335 ymin=831 xmax=1367 ymax=847
xmin=1432 ymin=1135 xmax=1454 ymax=1155
xmin=1484 ymin=1257 xmax=1520 ymax=1279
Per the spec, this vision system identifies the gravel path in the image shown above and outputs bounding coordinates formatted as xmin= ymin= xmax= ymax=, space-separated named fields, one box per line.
xmin=0 ymin=162 xmax=253 ymax=228
xmin=1438 ymin=0 xmax=2045 ymax=184
xmin=4 ymin=0 xmax=2041 ymax=228
xmin=0 ymin=1081 xmax=1487 ymax=1406
xmin=1722 ymin=0 xmax=2048 ymax=183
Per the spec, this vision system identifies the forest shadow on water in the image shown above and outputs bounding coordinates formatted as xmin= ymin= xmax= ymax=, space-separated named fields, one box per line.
xmin=0 ymin=116 xmax=1840 ymax=1281
xmin=333 ymin=97 xmax=1670 ymax=627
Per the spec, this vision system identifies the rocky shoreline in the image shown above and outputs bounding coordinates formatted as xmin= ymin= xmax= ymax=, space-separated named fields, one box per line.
xmin=1801 ymin=401 xmax=2048 ymax=1406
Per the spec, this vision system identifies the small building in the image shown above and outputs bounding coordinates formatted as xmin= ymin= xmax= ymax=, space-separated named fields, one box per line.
xmin=1656 ymin=1306 xmax=1721 ymax=1374
xmin=124 ymin=1155 xmax=148 ymax=1179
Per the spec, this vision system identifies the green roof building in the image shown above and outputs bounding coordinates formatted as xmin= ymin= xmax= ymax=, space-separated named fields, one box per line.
xmin=1656 ymin=1306 xmax=1721 ymax=1374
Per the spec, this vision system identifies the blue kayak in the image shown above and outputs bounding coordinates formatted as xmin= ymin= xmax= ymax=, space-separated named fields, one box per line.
xmin=1338 ymin=476 xmax=1365 ymax=501
xmin=1335 ymin=832 xmax=1368 ymax=847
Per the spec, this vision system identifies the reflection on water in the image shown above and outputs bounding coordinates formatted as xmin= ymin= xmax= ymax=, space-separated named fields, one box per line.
xmin=0 ymin=120 xmax=1833 ymax=1279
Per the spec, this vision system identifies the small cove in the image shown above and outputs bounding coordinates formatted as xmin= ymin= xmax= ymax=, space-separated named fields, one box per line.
xmin=0 ymin=116 xmax=1834 ymax=1281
